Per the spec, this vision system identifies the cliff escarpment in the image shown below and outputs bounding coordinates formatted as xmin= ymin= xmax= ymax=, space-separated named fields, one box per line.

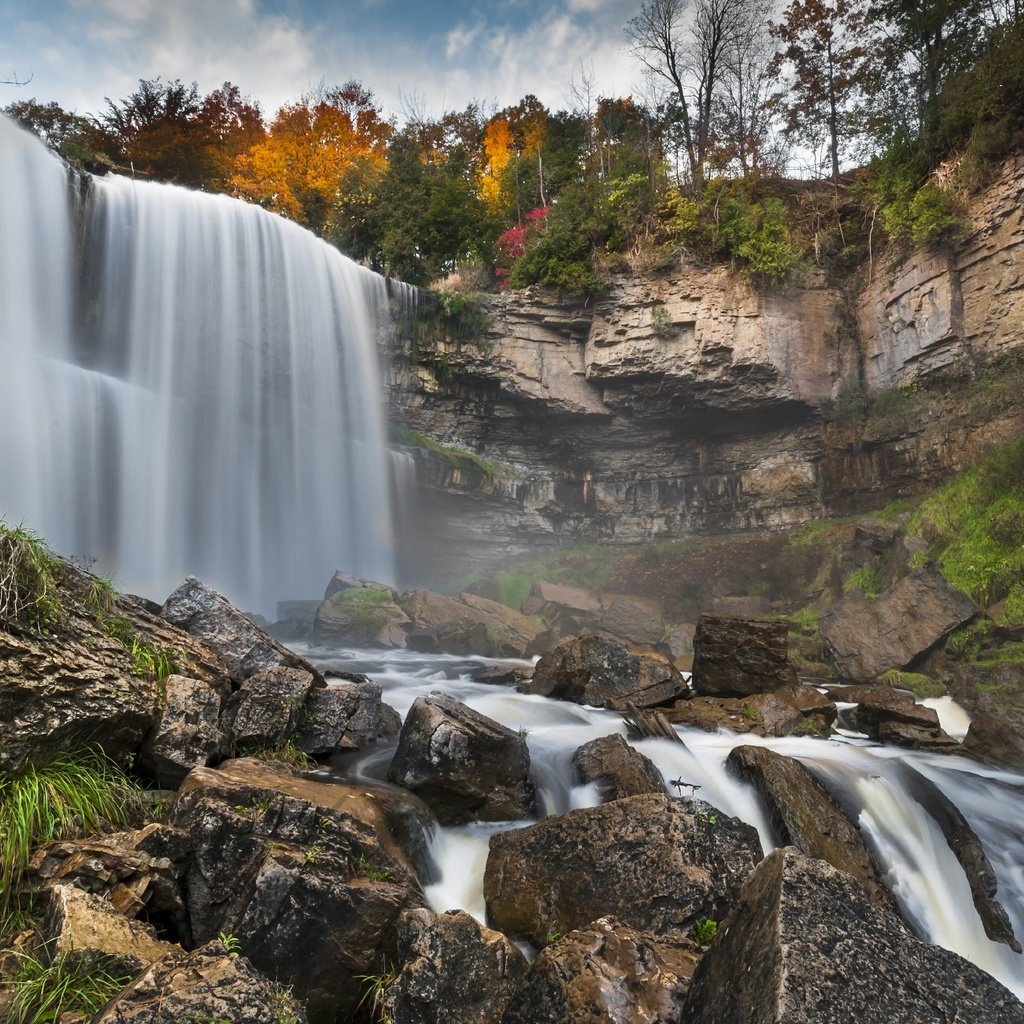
xmin=391 ymin=160 xmax=1024 ymax=582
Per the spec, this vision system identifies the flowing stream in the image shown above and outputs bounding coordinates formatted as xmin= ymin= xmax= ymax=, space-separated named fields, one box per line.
xmin=0 ymin=116 xmax=405 ymax=615
xmin=304 ymin=644 xmax=1024 ymax=998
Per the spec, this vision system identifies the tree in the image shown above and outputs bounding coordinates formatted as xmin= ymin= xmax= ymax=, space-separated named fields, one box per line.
xmin=770 ymin=0 xmax=873 ymax=180
xmin=3 ymin=98 xmax=98 ymax=158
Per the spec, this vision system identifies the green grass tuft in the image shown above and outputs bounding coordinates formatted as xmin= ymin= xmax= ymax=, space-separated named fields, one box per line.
xmin=8 ymin=948 xmax=132 ymax=1024
xmin=0 ymin=522 xmax=66 ymax=631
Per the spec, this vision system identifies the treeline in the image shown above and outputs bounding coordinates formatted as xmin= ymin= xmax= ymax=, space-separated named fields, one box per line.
xmin=6 ymin=0 xmax=1024 ymax=292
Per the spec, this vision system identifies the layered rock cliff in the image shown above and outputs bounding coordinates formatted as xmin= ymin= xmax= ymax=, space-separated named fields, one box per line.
xmin=390 ymin=159 xmax=1024 ymax=582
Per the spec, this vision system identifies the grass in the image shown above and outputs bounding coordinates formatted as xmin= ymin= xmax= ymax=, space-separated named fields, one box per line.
xmin=692 ymin=918 xmax=718 ymax=946
xmin=877 ymin=668 xmax=945 ymax=698
xmin=843 ymin=567 xmax=884 ymax=600
xmin=356 ymin=967 xmax=397 ymax=1024
xmin=0 ymin=522 xmax=66 ymax=631
xmin=7 ymin=949 xmax=132 ymax=1024
xmin=102 ymin=616 xmax=177 ymax=680
xmin=246 ymin=742 xmax=315 ymax=770
xmin=0 ymin=746 xmax=143 ymax=911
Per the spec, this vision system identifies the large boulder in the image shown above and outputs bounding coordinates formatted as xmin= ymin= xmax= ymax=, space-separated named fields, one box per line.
xmin=167 ymin=759 xmax=428 ymax=1024
xmin=387 ymin=693 xmax=534 ymax=824
xmin=820 ymin=565 xmax=977 ymax=682
xmin=528 ymin=635 xmax=689 ymax=710
xmin=725 ymin=745 xmax=893 ymax=910
xmin=522 ymin=581 xmax=603 ymax=634
xmin=500 ymin=916 xmax=688 ymax=1024
xmin=846 ymin=688 xmax=958 ymax=750
xmin=221 ymin=665 xmax=318 ymax=751
xmin=664 ymin=685 xmax=836 ymax=738
xmin=571 ymin=733 xmax=668 ymax=802
xmin=93 ymin=940 xmax=308 ymax=1024
xmin=961 ymin=712 xmax=1024 ymax=771
xmin=137 ymin=674 xmax=228 ymax=787
xmin=162 ymin=576 xmax=322 ymax=684
xmin=483 ymin=793 xmax=762 ymax=948
xmin=682 ymin=848 xmax=1024 ymax=1024
xmin=400 ymin=589 xmax=542 ymax=657
xmin=597 ymin=592 xmax=667 ymax=647
xmin=313 ymin=585 xmax=410 ymax=647
xmin=384 ymin=907 xmax=527 ymax=1024
xmin=691 ymin=615 xmax=798 ymax=697
xmin=296 ymin=678 xmax=387 ymax=753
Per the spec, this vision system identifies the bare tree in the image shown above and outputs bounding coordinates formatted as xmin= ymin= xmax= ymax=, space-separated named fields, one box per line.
xmin=1 ymin=70 xmax=32 ymax=86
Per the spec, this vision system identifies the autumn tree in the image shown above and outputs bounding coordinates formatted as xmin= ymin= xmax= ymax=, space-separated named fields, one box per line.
xmin=3 ymin=98 xmax=96 ymax=156
xmin=770 ymin=0 xmax=873 ymax=180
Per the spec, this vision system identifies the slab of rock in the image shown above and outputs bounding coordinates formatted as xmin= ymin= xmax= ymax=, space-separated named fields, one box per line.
xmin=313 ymin=586 xmax=410 ymax=647
xmin=138 ymin=674 xmax=228 ymax=788
xmin=665 ymin=685 xmax=835 ymax=738
xmin=93 ymin=940 xmax=308 ymax=1024
xmin=572 ymin=733 xmax=668 ymax=801
xmin=598 ymin=592 xmax=666 ymax=647
xmin=961 ymin=712 xmax=1024 ymax=771
xmin=384 ymin=907 xmax=527 ymax=1024
xmin=726 ymin=745 xmax=893 ymax=910
xmin=387 ymin=693 xmax=534 ymax=824
xmin=820 ymin=565 xmax=977 ymax=682
xmin=42 ymin=884 xmax=176 ymax=974
xmin=501 ymin=916 xmax=688 ymax=1024
xmin=847 ymin=689 xmax=959 ymax=750
xmin=400 ymin=589 xmax=542 ymax=657
xmin=522 ymin=581 xmax=602 ymax=634
xmin=484 ymin=793 xmax=762 ymax=948
xmin=683 ymin=847 xmax=1024 ymax=1024
xmin=691 ymin=615 xmax=798 ymax=697
xmin=221 ymin=665 xmax=317 ymax=751
xmin=296 ymin=679 xmax=386 ymax=753
xmin=167 ymin=759 xmax=428 ymax=1024
xmin=528 ymin=635 xmax=688 ymax=710
xmin=324 ymin=571 xmax=399 ymax=601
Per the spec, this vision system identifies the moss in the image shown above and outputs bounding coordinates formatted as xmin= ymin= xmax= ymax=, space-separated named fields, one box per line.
xmin=405 ymin=430 xmax=513 ymax=483
xmin=328 ymin=587 xmax=396 ymax=624
xmin=878 ymin=668 xmax=945 ymax=698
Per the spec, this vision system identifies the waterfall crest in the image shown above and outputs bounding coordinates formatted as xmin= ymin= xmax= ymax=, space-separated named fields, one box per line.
xmin=0 ymin=117 xmax=403 ymax=613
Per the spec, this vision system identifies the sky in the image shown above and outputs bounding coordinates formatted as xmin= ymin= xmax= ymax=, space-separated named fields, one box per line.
xmin=0 ymin=0 xmax=645 ymax=124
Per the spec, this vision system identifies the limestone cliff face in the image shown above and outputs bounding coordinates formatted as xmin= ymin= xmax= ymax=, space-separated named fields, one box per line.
xmin=391 ymin=160 xmax=1024 ymax=581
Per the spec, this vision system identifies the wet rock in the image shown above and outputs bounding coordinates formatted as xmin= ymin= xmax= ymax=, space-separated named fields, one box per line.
xmin=501 ymin=916 xmax=688 ymax=1024
xmin=691 ymin=615 xmax=798 ymax=697
xmin=162 ymin=576 xmax=323 ymax=685
xmin=470 ymin=665 xmax=529 ymax=687
xmin=137 ymin=674 xmax=228 ymax=788
xmin=93 ymin=940 xmax=308 ymax=1024
xmin=167 ymin=759 xmax=427 ymax=1024
xmin=313 ymin=586 xmax=410 ymax=647
xmin=384 ymin=907 xmax=527 ymax=1024
xmin=571 ymin=733 xmax=668 ymax=801
xmin=387 ymin=693 xmax=534 ymax=824
xmin=683 ymin=847 xmax=1024 ymax=1024
xmin=324 ymin=571 xmax=399 ymax=601
xmin=665 ymin=685 xmax=835 ymax=738
xmin=221 ymin=665 xmax=317 ymax=751
xmin=296 ymin=678 xmax=386 ymax=753
xmin=847 ymin=690 xmax=958 ymax=750
xmin=725 ymin=745 xmax=893 ymax=910
xmin=528 ymin=635 xmax=688 ymax=710
xmin=961 ymin=712 xmax=1024 ymax=771
xmin=42 ymin=884 xmax=176 ymax=974
xmin=820 ymin=565 xmax=977 ymax=682
xmin=522 ymin=581 xmax=602 ymax=634
xmin=484 ymin=793 xmax=762 ymax=948
xmin=401 ymin=589 xmax=542 ymax=657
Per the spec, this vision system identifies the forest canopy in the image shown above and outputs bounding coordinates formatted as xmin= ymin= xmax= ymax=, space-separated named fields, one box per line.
xmin=6 ymin=0 xmax=1024 ymax=292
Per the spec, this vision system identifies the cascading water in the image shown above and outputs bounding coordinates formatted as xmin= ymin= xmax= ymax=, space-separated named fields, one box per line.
xmin=306 ymin=644 xmax=1024 ymax=998
xmin=0 ymin=116 xmax=405 ymax=614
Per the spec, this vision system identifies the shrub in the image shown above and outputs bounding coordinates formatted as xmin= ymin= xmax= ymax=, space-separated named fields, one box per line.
xmin=692 ymin=918 xmax=718 ymax=946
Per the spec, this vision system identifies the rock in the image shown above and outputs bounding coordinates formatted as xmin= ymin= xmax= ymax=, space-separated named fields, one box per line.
xmin=682 ymin=847 xmax=1024 ymax=1024
xmin=691 ymin=615 xmax=798 ymax=697
xmin=483 ymin=793 xmax=762 ymax=948
xmin=961 ymin=712 xmax=1024 ymax=771
xmin=384 ymin=907 xmax=527 ymax=1024
xmin=847 ymin=689 xmax=958 ymax=750
xmin=400 ymin=589 xmax=542 ymax=657
xmin=324 ymin=571 xmax=399 ymax=601
xmin=820 ymin=565 xmax=977 ymax=682
xmin=470 ymin=665 xmax=529 ymax=687
xmin=571 ymin=733 xmax=668 ymax=801
xmin=501 ymin=916 xmax=688 ymax=1024
xmin=221 ymin=666 xmax=317 ymax=752
xmin=664 ymin=684 xmax=835 ymax=738
xmin=313 ymin=586 xmax=410 ymax=647
xmin=522 ymin=581 xmax=603 ymax=634
xmin=167 ymin=759 xmax=427 ymax=1024
xmin=598 ymin=592 xmax=666 ymax=647
xmin=138 ymin=674 xmax=228 ymax=787
xmin=162 ymin=575 xmax=322 ymax=685
xmin=387 ymin=693 xmax=534 ymax=824
xmin=296 ymin=679 xmax=386 ymax=753
xmin=662 ymin=624 xmax=696 ymax=662
xmin=42 ymin=884 xmax=176 ymax=974
xmin=528 ymin=635 xmax=688 ymax=710
xmin=93 ymin=940 xmax=308 ymax=1024
xmin=725 ymin=745 xmax=893 ymax=910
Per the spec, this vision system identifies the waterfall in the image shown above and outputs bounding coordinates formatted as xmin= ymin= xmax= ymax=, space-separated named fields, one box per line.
xmin=0 ymin=117 xmax=405 ymax=614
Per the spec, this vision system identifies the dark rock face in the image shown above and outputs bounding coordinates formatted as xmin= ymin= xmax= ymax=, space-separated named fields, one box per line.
xmin=528 ymin=635 xmax=688 ymax=710
xmin=682 ymin=848 xmax=1024 ymax=1024
xmin=665 ymin=684 xmax=835 ymax=738
xmin=691 ymin=615 xmax=797 ymax=697
xmin=962 ymin=712 xmax=1024 ymax=771
xmin=846 ymin=688 xmax=958 ymax=750
xmin=725 ymin=745 xmax=893 ymax=910
xmin=384 ymin=907 xmax=527 ymax=1024
xmin=93 ymin=940 xmax=309 ymax=1024
xmin=571 ymin=733 xmax=668 ymax=802
xmin=167 ymin=759 xmax=427 ymax=1024
xmin=387 ymin=693 xmax=534 ymax=824
xmin=221 ymin=665 xmax=317 ymax=751
xmin=820 ymin=565 xmax=977 ymax=682
xmin=296 ymin=679 xmax=386 ymax=753
xmin=162 ymin=575 xmax=322 ymax=684
xmin=138 ymin=674 xmax=228 ymax=788
xmin=483 ymin=793 xmax=762 ymax=948
xmin=501 ymin=916 xmax=688 ymax=1024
